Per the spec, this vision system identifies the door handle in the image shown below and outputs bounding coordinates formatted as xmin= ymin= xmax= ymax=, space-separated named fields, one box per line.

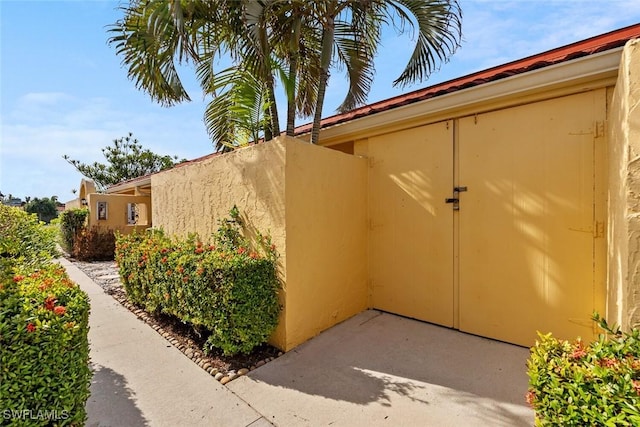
xmin=445 ymin=198 xmax=459 ymax=203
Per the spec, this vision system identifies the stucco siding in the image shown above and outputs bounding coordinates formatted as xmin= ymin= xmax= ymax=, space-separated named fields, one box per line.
xmin=608 ymin=39 xmax=640 ymax=330
xmin=284 ymin=138 xmax=368 ymax=350
xmin=86 ymin=193 xmax=151 ymax=234
xmin=151 ymin=140 xmax=288 ymax=347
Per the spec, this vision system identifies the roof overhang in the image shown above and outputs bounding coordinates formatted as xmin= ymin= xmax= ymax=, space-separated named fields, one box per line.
xmin=107 ymin=176 xmax=152 ymax=194
xmin=312 ymin=47 xmax=623 ymax=145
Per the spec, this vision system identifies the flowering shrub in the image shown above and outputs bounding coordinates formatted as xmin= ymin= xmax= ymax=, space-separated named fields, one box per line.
xmin=115 ymin=208 xmax=280 ymax=355
xmin=1 ymin=204 xmax=91 ymax=425
xmin=0 ymin=264 xmax=91 ymax=426
xmin=527 ymin=314 xmax=640 ymax=426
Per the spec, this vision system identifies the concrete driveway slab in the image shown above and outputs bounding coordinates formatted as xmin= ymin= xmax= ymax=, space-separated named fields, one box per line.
xmin=228 ymin=310 xmax=534 ymax=426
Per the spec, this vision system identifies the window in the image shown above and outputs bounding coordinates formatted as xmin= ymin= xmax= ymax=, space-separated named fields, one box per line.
xmin=127 ymin=203 xmax=138 ymax=225
xmin=97 ymin=201 xmax=107 ymax=220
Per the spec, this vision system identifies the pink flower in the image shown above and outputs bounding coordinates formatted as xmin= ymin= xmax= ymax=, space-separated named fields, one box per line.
xmin=26 ymin=323 xmax=36 ymax=333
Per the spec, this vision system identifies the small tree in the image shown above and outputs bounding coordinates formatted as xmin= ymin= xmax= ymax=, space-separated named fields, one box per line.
xmin=24 ymin=197 xmax=58 ymax=224
xmin=63 ymin=133 xmax=181 ymax=192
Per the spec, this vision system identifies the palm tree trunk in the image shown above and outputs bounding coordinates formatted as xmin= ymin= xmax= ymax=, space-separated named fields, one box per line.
xmin=311 ymin=15 xmax=334 ymax=145
xmin=256 ymin=10 xmax=280 ymax=140
xmin=266 ymin=75 xmax=280 ymax=139
xmin=286 ymin=14 xmax=302 ymax=136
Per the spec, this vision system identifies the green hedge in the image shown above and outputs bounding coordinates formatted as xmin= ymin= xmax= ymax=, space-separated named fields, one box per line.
xmin=115 ymin=211 xmax=280 ymax=355
xmin=57 ymin=208 xmax=89 ymax=255
xmin=0 ymin=205 xmax=58 ymax=271
xmin=0 ymin=204 xmax=91 ymax=426
xmin=527 ymin=314 xmax=640 ymax=426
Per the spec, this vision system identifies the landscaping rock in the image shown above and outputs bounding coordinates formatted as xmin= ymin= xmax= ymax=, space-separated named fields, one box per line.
xmin=238 ymin=368 xmax=249 ymax=376
xmin=214 ymin=372 xmax=224 ymax=381
xmin=220 ymin=376 xmax=231 ymax=385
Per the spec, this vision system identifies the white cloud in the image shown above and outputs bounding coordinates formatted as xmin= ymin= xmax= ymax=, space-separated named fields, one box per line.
xmin=0 ymin=92 xmax=214 ymax=200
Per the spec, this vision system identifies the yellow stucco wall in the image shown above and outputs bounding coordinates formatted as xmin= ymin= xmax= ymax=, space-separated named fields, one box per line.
xmin=86 ymin=193 xmax=152 ymax=235
xmin=151 ymin=139 xmax=288 ymax=347
xmin=150 ymin=136 xmax=368 ymax=351
xmin=65 ymin=199 xmax=82 ymax=210
xmin=284 ymin=139 xmax=368 ymax=350
xmin=608 ymin=39 xmax=640 ymax=330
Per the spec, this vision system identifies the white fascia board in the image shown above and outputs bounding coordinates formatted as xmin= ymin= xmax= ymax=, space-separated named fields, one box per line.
xmin=317 ymin=48 xmax=623 ymax=142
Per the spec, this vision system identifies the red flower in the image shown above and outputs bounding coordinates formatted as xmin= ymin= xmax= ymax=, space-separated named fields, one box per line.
xmin=44 ymin=296 xmax=57 ymax=311
xmin=13 ymin=275 xmax=24 ymax=283
xmin=196 ymin=268 xmax=204 ymax=276
xmin=161 ymin=257 xmax=168 ymax=264
xmin=525 ymin=390 xmax=536 ymax=407
xmin=570 ymin=340 xmax=587 ymax=360
xmin=632 ymin=380 xmax=640 ymax=396
xmin=195 ymin=247 xmax=204 ymax=254
xmin=39 ymin=277 xmax=55 ymax=291
xmin=237 ymin=247 xmax=247 ymax=255
xmin=249 ymin=252 xmax=260 ymax=259
xmin=26 ymin=323 xmax=36 ymax=333
xmin=176 ymin=266 xmax=184 ymax=273
xmin=599 ymin=358 xmax=619 ymax=368
xmin=161 ymin=248 xmax=168 ymax=254
xmin=54 ymin=306 xmax=66 ymax=316
xmin=208 ymin=245 xmax=215 ymax=251
xmin=270 ymin=244 xmax=276 ymax=251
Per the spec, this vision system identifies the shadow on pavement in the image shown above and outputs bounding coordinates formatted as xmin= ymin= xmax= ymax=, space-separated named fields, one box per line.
xmin=85 ymin=363 xmax=149 ymax=427
xmin=236 ymin=310 xmax=533 ymax=426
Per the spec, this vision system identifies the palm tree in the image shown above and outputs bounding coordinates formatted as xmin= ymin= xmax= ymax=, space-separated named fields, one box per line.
xmin=307 ymin=0 xmax=462 ymax=144
xmin=109 ymin=0 xmax=462 ymax=147
xmin=109 ymin=0 xmax=279 ymax=150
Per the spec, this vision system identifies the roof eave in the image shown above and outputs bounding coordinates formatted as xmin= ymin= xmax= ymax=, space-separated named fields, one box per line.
xmin=312 ymin=47 xmax=623 ymax=145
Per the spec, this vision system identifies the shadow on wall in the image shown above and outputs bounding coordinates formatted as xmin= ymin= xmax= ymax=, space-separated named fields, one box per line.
xmin=85 ymin=363 xmax=150 ymax=427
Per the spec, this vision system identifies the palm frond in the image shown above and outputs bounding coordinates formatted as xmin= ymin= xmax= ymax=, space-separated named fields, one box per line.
xmin=387 ymin=0 xmax=462 ymax=87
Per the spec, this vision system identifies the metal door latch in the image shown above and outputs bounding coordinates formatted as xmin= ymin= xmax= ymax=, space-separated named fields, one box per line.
xmin=445 ymin=186 xmax=468 ymax=210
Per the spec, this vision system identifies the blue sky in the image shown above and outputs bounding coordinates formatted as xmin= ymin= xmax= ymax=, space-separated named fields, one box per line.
xmin=1 ymin=1 xmax=639 ymax=202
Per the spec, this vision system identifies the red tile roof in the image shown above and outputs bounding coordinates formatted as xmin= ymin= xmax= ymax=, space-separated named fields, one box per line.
xmin=293 ymin=23 xmax=640 ymax=135
xmin=109 ymin=23 xmax=640 ymax=191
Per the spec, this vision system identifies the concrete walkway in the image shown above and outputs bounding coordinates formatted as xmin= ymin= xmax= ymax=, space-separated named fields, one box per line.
xmin=60 ymin=258 xmax=271 ymax=427
xmin=62 ymin=258 xmax=534 ymax=426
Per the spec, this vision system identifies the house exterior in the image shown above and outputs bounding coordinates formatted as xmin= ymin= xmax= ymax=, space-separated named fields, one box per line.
xmin=66 ymin=178 xmax=151 ymax=235
xmin=109 ymin=24 xmax=640 ymax=352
